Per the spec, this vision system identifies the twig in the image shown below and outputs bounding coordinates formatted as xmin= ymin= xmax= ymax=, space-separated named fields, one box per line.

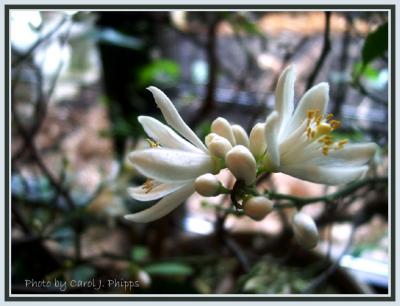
xmin=12 ymin=16 xmax=69 ymax=68
xmin=305 ymin=12 xmax=331 ymax=90
xmin=224 ymin=236 xmax=251 ymax=273
xmin=269 ymin=176 xmax=387 ymax=209
xmin=302 ymin=224 xmax=356 ymax=293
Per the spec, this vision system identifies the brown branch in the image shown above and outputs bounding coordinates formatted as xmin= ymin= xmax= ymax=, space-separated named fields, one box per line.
xmin=12 ymin=16 xmax=69 ymax=68
xmin=305 ymin=12 xmax=331 ymax=90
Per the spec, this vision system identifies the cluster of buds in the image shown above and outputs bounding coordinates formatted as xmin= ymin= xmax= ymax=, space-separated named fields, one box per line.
xmin=193 ymin=117 xmax=319 ymax=249
xmin=194 ymin=117 xmax=276 ymax=223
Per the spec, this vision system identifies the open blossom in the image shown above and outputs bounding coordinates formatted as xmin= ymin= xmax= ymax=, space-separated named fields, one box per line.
xmin=126 ymin=87 xmax=220 ymax=222
xmin=262 ymin=66 xmax=377 ymax=185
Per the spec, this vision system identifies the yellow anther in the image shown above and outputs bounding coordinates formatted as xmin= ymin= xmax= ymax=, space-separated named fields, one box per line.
xmin=335 ymin=139 xmax=348 ymax=150
xmin=329 ymin=120 xmax=341 ymax=130
xmin=325 ymin=113 xmax=334 ymax=121
xmin=322 ymin=145 xmax=330 ymax=156
xmin=310 ymin=130 xmax=315 ymax=139
xmin=146 ymin=138 xmax=160 ymax=148
xmin=142 ymin=179 xmax=154 ymax=193
xmin=307 ymin=110 xmax=316 ymax=119
xmin=316 ymin=123 xmax=332 ymax=137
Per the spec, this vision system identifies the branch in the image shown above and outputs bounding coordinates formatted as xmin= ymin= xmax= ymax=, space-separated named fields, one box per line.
xmin=302 ymin=223 xmax=356 ymax=293
xmin=270 ymin=176 xmax=387 ymax=209
xmin=12 ymin=15 xmax=69 ymax=68
xmin=305 ymin=12 xmax=331 ymax=89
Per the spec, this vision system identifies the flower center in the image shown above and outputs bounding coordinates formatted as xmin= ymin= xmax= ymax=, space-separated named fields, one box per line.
xmin=142 ymin=179 xmax=154 ymax=193
xmin=146 ymin=138 xmax=160 ymax=148
xmin=305 ymin=109 xmax=348 ymax=156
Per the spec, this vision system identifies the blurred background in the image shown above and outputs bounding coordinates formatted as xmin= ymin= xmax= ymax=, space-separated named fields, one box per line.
xmin=10 ymin=10 xmax=389 ymax=294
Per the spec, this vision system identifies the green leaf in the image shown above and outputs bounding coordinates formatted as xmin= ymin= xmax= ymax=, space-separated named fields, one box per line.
xmin=144 ymin=262 xmax=194 ymax=277
xmin=353 ymin=62 xmax=380 ymax=81
xmin=361 ymin=22 xmax=388 ymax=65
xmin=131 ymin=246 xmax=150 ymax=263
xmin=138 ymin=59 xmax=181 ymax=87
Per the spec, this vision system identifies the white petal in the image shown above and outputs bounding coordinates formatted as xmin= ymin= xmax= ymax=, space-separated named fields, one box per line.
xmin=125 ymin=183 xmax=195 ymax=223
xmin=279 ymin=164 xmax=369 ymax=185
xmin=211 ymin=117 xmax=236 ymax=146
xmin=282 ymin=82 xmax=329 ymax=139
xmin=275 ymin=65 xmax=295 ymax=136
xmin=138 ymin=116 xmax=202 ymax=153
xmin=304 ymin=142 xmax=377 ymax=167
xmin=249 ymin=123 xmax=266 ymax=159
xmin=129 ymin=148 xmax=214 ymax=182
xmin=232 ymin=124 xmax=249 ymax=147
xmin=147 ymin=86 xmax=208 ymax=152
xmin=279 ymin=119 xmax=308 ymax=157
xmin=264 ymin=111 xmax=280 ymax=168
xmin=225 ymin=145 xmax=257 ymax=185
xmin=127 ymin=181 xmax=186 ymax=201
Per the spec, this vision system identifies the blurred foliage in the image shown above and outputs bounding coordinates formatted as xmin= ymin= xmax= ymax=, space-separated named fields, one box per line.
xmin=361 ymin=22 xmax=388 ymax=67
xmin=353 ymin=22 xmax=388 ymax=82
xmin=137 ymin=59 xmax=181 ymax=88
xmin=144 ymin=262 xmax=194 ymax=277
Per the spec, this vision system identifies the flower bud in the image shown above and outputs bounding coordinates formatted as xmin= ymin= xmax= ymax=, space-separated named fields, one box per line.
xmin=243 ymin=196 xmax=274 ymax=221
xmin=206 ymin=134 xmax=232 ymax=158
xmin=137 ymin=270 xmax=151 ymax=288
xmin=225 ymin=145 xmax=257 ymax=185
xmin=195 ymin=173 xmax=221 ymax=197
xmin=211 ymin=117 xmax=236 ymax=146
xmin=249 ymin=123 xmax=267 ymax=159
xmin=292 ymin=212 xmax=319 ymax=249
xmin=205 ymin=132 xmax=217 ymax=147
xmin=232 ymin=124 xmax=250 ymax=147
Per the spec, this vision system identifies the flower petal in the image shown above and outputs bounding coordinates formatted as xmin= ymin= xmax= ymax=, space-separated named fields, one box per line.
xmin=147 ymin=86 xmax=208 ymax=152
xmin=127 ymin=181 xmax=187 ymax=201
xmin=282 ymin=82 xmax=329 ymax=140
xmin=129 ymin=148 xmax=214 ymax=182
xmin=138 ymin=116 xmax=203 ymax=153
xmin=249 ymin=123 xmax=266 ymax=159
xmin=264 ymin=111 xmax=281 ymax=168
xmin=279 ymin=119 xmax=308 ymax=158
xmin=303 ymin=142 xmax=377 ymax=167
xmin=275 ymin=65 xmax=295 ymax=136
xmin=279 ymin=164 xmax=369 ymax=185
xmin=125 ymin=183 xmax=195 ymax=223
xmin=232 ymin=124 xmax=249 ymax=147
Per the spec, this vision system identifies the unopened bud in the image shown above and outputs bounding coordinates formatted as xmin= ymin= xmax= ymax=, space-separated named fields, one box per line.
xmin=232 ymin=124 xmax=250 ymax=147
xmin=137 ymin=270 xmax=151 ymax=288
xmin=195 ymin=173 xmax=221 ymax=197
xmin=225 ymin=145 xmax=257 ymax=185
xmin=205 ymin=133 xmax=217 ymax=147
xmin=206 ymin=134 xmax=232 ymax=158
xmin=243 ymin=196 xmax=274 ymax=221
xmin=211 ymin=117 xmax=236 ymax=146
xmin=292 ymin=212 xmax=319 ymax=249
xmin=249 ymin=123 xmax=267 ymax=159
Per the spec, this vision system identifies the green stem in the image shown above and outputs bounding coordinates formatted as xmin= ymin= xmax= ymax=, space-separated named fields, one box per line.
xmin=269 ymin=176 xmax=387 ymax=209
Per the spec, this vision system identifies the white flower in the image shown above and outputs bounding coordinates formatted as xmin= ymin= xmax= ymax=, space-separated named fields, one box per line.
xmin=262 ymin=66 xmax=377 ymax=185
xmin=125 ymin=87 xmax=219 ymax=222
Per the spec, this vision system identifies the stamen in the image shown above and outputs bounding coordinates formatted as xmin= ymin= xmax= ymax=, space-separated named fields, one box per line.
xmin=146 ymin=138 xmax=160 ymax=148
xmin=325 ymin=113 xmax=334 ymax=121
xmin=329 ymin=120 xmax=341 ymax=130
xmin=335 ymin=139 xmax=349 ymax=150
xmin=142 ymin=179 xmax=154 ymax=193
xmin=322 ymin=145 xmax=330 ymax=156
xmin=316 ymin=123 xmax=332 ymax=137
